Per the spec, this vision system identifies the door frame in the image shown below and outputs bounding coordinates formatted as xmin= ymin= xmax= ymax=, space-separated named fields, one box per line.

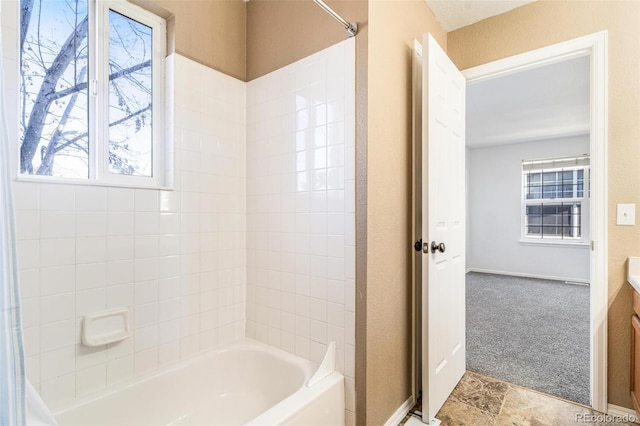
xmin=462 ymin=31 xmax=608 ymax=413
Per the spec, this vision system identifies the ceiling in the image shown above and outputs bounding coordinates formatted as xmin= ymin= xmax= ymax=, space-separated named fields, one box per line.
xmin=425 ymin=0 xmax=536 ymax=32
xmin=466 ymin=55 xmax=590 ymax=149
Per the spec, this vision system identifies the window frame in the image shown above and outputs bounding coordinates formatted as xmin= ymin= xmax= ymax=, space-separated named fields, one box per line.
xmin=520 ymin=162 xmax=590 ymax=245
xmin=15 ymin=0 xmax=170 ymax=189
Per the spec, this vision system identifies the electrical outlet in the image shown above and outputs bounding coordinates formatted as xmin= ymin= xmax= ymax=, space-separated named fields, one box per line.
xmin=617 ymin=203 xmax=636 ymax=226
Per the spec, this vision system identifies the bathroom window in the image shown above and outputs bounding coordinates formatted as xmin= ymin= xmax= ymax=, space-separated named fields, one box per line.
xmin=522 ymin=156 xmax=590 ymax=242
xmin=19 ymin=0 xmax=169 ymax=187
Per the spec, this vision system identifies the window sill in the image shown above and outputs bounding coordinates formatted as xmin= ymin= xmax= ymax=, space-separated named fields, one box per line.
xmin=519 ymin=239 xmax=590 ymax=248
xmin=15 ymin=175 xmax=174 ymax=191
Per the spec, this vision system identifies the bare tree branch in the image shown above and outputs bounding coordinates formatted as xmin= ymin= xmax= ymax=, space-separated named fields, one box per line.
xmin=20 ymin=0 xmax=34 ymax=54
xmin=37 ymin=67 xmax=87 ymax=175
xmin=47 ymin=59 xmax=151 ymax=103
xmin=20 ymin=14 xmax=88 ymax=173
xmin=52 ymin=103 xmax=152 ymax=155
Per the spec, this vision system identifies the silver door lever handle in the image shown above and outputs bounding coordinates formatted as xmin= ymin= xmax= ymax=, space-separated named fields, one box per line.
xmin=430 ymin=241 xmax=446 ymax=253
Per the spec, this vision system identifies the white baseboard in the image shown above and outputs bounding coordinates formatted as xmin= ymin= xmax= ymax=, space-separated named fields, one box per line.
xmin=607 ymin=404 xmax=637 ymax=423
xmin=466 ymin=268 xmax=590 ymax=285
xmin=384 ymin=396 xmax=415 ymax=426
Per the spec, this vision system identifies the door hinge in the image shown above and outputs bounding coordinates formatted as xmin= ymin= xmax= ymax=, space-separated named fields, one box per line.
xmin=591 ymin=240 xmax=595 ymax=251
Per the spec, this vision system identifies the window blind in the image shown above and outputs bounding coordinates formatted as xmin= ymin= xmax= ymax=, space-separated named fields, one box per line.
xmin=522 ymin=155 xmax=590 ymax=171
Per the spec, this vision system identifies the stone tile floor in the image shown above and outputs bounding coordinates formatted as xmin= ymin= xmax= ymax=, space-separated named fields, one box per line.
xmin=400 ymin=371 xmax=638 ymax=426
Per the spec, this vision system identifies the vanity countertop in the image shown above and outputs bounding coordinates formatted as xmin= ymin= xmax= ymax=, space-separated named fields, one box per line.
xmin=628 ymin=257 xmax=640 ymax=294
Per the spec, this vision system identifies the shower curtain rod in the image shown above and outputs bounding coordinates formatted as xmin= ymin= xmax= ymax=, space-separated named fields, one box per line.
xmin=313 ymin=0 xmax=358 ymax=37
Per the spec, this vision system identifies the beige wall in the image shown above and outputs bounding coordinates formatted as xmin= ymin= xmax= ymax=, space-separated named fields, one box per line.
xmin=246 ymin=0 xmax=367 ymax=81
xmin=448 ymin=0 xmax=640 ymax=409
xmin=366 ymin=1 xmax=446 ymax=423
xmin=147 ymin=0 xmax=247 ymax=80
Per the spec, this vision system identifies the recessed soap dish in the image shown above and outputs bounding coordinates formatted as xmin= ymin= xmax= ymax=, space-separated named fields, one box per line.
xmin=82 ymin=308 xmax=131 ymax=347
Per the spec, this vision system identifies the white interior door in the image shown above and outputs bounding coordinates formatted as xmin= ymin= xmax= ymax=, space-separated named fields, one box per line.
xmin=421 ymin=33 xmax=466 ymax=424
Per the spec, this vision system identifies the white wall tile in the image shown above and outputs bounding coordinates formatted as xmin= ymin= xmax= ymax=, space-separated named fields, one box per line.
xmin=159 ymin=319 xmax=181 ymax=344
xmin=135 ymin=259 xmax=159 ymax=282
xmin=17 ymin=239 xmax=40 ymax=269
xmin=40 ymin=373 xmax=75 ymax=407
xmin=246 ymin=40 xmax=355 ymax=420
xmin=40 ymin=185 xmax=75 ymax=211
xmin=107 ymin=188 xmax=134 ymax=212
xmin=134 ymin=212 xmax=159 ymax=235
xmin=76 ymin=346 xmax=107 ymax=371
xmin=107 ymin=260 xmax=134 ymax=286
xmin=76 ymin=364 xmax=107 ymax=397
xmin=135 ymin=190 xmax=159 ymax=212
xmin=40 ymin=266 xmax=75 ymax=296
xmin=134 ymin=347 xmax=158 ymax=376
xmin=107 ymin=339 xmax=133 ymax=361
xmin=76 ymin=212 xmax=107 ymax=237
xmin=13 ymin=182 xmax=39 ymax=210
xmin=20 ymin=268 xmax=40 ymax=299
xmin=107 ymin=212 xmax=135 ymax=236
xmin=21 ymin=298 xmax=40 ymax=328
xmin=159 ymin=277 xmax=181 ymax=301
xmin=76 ymin=262 xmax=107 ymax=291
xmin=40 ymin=211 xmax=75 ymax=239
xmin=40 ymin=293 xmax=75 ymax=323
xmin=76 ymin=288 xmax=107 ymax=317
xmin=134 ymin=325 xmax=159 ymax=352
xmin=107 ymin=236 xmax=134 ymax=261
xmin=41 ymin=345 xmax=75 ymax=381
xmin=76 ymin=237 xmax=107 ymax=264
xmin=76 ymin=187 xmax=107 ymax=212
xmin=107 ymin=283 xmax=134 ymax=308
xmin=23 ymin=326 xmax=40 ymax=357
xmin=135 ymin=235 xmax=159 ymax=259
xmin=159 ymin=299 xmax=181 ymax=323
xmin=345 ymin=279 xmax=355 ymax=313
xmin=16 ymin=210 xmax=39 ymax=240
xmin=159 ymin=213 xmax=180 ymax=234
xmin=158 ymin=341 xmax=180 ymax=366
xmin=160 ymin=191 xmax=181 ymax=213
xmin=134 ymin=280 xmax=158 ymax=305
xmin=25 ymin=355 xmax=40 ymax=387
xmin=106 ymin=356 xmax=134 ymax=386
xmin=158 ymin=235 xmax=180 ymax=257
xmin=180 ymin=334 xmax=199 ymax=359
xmin=309 ymin=319 xmax=327 ymax=344
xmin=39 ymin=320 xmax=75 ymax=353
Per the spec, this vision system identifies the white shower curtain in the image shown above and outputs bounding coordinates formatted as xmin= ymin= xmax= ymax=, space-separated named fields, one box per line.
xmin=0 ymin=1 xmax=27 ymax=424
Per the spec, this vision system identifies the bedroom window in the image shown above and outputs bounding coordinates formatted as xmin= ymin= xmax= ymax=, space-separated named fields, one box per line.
xmin=522 ymin=156 xmax=590 ymax=241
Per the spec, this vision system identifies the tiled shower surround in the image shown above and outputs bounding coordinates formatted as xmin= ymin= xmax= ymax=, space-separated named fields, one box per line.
xmin=9 ymin=19 xmax=356 ymax=421
xmin=14 ymin=55 xmax=247 ymax=406
xmin=246 ymin=39 xmax=356 ymax=423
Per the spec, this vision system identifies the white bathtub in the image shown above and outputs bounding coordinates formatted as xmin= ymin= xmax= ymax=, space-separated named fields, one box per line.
xmin=54 ymin=339 xmax=345 ymax=426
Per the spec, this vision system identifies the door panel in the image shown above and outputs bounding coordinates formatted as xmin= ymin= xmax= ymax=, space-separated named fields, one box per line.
xmin=421 ymin=33 xmax=466 ymax=423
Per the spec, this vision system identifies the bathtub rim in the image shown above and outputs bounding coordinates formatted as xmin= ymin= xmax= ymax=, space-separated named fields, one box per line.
xmin=51 ymin=338 xmax=317 ymax=418
xmin=247 ymin=370 xmax=345 ymax=426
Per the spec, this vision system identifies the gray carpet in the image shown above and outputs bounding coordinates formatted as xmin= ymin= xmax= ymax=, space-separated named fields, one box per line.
xmin=466 ymin=272 xmax=590 ymax=406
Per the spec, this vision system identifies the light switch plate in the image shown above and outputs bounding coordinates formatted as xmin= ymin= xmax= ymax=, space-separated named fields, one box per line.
xmin=617 ymin=203 xmax=636 ymax=226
